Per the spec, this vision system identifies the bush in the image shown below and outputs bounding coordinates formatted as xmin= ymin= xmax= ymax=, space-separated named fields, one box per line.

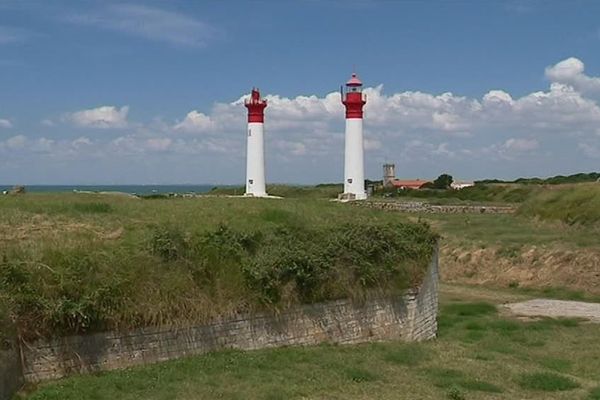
xmin=243 ymin=222 xmax=437 ymax=305
xmin=150 ymin=226 xmax=188 ymax=261
xmin=446 ymin=386 xmax=466 ymax=400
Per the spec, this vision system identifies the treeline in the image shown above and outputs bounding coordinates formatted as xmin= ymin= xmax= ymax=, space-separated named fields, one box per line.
xmin=478 ymin=172 xmax=600 ymax=185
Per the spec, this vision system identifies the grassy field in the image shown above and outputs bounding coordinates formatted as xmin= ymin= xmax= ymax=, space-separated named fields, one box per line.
xmin=0 ymin=194 xmax=436 ymax=339
xmin=22 ymin=284 xmax=600 ymax=400
xmin=208 ymin=183 xmax=343 ymax=199
xmin=368 ymin=182 xmax=600 ymax=296
xmin=517 ymin=183 xmax=600 ymax=225
xmin=4 ymin=183 xmax=600 ymax=398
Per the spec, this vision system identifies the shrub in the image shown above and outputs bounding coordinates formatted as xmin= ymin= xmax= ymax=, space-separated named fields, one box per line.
xmin=243 ymin=222 xmax=437 ymax=305
xmin=344 ymin=367 xmax=378 ymax=383
xmin=150 ymin=226 xmax=188 ymax=261
xmin=446 ymin=386 xmax=466 ymax=400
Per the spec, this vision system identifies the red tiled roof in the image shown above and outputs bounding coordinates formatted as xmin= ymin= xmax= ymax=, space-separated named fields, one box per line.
xmin=391 ymin=179 xmax=430 ymax=189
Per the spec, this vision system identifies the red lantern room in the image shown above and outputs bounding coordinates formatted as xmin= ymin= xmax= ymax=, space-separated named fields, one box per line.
xmin=245 ymin=88 xmax=267 ymax=123
xmin=341 ymin=73 xmax=366 ymax=119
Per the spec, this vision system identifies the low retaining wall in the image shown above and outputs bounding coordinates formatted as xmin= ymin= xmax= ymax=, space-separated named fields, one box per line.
xmin=0 ymin=342 xmax=23 ymax=400
xmin=21 ymin=248 xmax=439 ymax=383
xmin=360 ymin=201 xmax=515 ymax=214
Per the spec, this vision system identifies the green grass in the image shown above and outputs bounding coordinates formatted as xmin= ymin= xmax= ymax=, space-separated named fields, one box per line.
xmin=209 ymin=183 xmax=343 ymax=199
xmin=382 ymin=344 xmax=429 ymax=366
xmin=23 ymin=285 xmax=600 ymax=399
xmin=589 ymin=386 xmax=600 ymax=399
xmin=517 ymin=372 xmax=580 ymax=391
xmin=421 ymin=212 xmax=599 ymax=249
xmin=518 ymin=183 xmax=600 ymax=225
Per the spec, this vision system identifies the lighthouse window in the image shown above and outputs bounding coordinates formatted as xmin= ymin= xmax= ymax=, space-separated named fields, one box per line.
xmin=249 ymin=179 xmax=254 ymax=184
xmin=248 ymin=129 xmax=252 ymax=137
xmin=347 ymin=178 xmax=353 ymax=184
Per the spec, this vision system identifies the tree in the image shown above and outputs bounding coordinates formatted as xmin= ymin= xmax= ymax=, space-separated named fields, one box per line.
xmin=431 ymin=174 xmax=453 ymax=189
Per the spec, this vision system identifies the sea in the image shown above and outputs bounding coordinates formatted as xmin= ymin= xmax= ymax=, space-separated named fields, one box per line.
xmin=0 ymin=185 xmax=217 ymax=195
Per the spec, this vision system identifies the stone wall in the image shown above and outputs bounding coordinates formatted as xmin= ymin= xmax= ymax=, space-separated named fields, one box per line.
xmin=0 ymin=342 xmax=23 ymax=400
xmin=359 ymin=200 xmax=515 ymax=214
xmin=21 ymin=249 xmax=439 ymax=383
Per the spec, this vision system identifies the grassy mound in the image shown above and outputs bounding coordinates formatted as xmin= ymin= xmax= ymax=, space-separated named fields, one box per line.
xmin=0 ymin=195 xmax=436 ymax=339
xmin=517 ymin=183 xmax=600 ymax=225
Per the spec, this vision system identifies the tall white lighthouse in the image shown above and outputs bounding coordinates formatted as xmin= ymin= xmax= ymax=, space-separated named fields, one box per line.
xmin=341 ymin=73 xmax=367 ymax=200
xmin=244 ymin=88 xmax=268 ymax=197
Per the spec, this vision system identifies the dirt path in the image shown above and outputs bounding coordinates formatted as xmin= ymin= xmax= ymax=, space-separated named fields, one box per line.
xmin=505 ymin=299 xmax=600 ymax=322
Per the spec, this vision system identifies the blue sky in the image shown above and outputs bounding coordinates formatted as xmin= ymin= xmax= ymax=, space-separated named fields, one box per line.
xmin=1 ymin=0 xmax=600 ymax=184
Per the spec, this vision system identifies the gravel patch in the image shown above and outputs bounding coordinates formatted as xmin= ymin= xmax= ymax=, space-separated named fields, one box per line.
xmin=505 ymin=299 xmax=600 ymax=322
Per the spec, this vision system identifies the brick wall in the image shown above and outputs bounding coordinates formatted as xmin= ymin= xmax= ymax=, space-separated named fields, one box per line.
xmin=21 ymin=249 xmax=439 ymax=383
xmin=0 ymin=342 xmax=23 ymax=400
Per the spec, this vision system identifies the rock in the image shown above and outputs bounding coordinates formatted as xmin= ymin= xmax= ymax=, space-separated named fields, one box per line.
xmin=9 ymin=185 xmax=26 ymax=195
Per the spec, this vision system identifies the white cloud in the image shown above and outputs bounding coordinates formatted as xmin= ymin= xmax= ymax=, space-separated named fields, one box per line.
xmin=65 ymin=105 xmax=129 ymax=129
xmin=545 ymin=57 xmax=600 ymax=94
xmin=41 ymin=119 xmax=55 ymax=127
xmin=145 ymin=137 xmax=172 ymax=152
xmin=578 ymin=143 xmax=600 ymax=159
xmin=0 ymin=118 xmax=12 ymax=128
xmin=503 ymin=138 xmax=539 ymax=152
xmin=364 ymin=138 xmax=382 ymax=151
xmin=64 ymin=4 xmax=216 ymax=48
xmin=32 ymin=138 xmax=55 ymax=153
xmin=0 ymin=26 xmax=29 ymax=45
xmin=5 ymin=135 xmax=26 ymax=149
xmin=174 ymin=111 xmax=214 ymax=133
xmin=71 ymin=137 xmax=92 ymax=148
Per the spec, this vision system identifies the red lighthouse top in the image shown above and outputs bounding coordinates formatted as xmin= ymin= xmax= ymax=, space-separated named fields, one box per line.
xmin=346 ymin=73 xmax=363 ymax=87
xmin=342 ymin=73 xmax=366 ymax=119
xmin=245 ymin=88 xmax=267 ymax=123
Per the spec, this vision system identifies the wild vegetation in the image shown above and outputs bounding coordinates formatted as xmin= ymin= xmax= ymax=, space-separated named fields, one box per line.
xmin=0 ymin=194 xmax=436 ymax=339
xmin=478 ymin=171 xmax=600 ymax=185
xmin=22 ymin=285 xmax=600 ymax=399
xmin=517 ymin=183 xmax=600 ymax=225
xmin=376 ymin=182 xmax=541 ymax=204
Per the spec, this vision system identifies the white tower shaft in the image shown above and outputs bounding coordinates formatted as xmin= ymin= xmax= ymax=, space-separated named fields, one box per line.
xmin=246 ymin=121 xmax=267 ymax=197
xmin=344 ymin=118 xmax=366 ymax=199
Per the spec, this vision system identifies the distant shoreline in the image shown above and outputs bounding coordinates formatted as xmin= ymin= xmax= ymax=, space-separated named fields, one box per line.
xmin=0 ymin=185 xmax=218 ymax=195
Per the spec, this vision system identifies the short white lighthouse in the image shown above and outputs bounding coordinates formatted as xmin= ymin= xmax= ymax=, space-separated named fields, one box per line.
xmin=341 ymin=73 xmax=367 ymax=200
xmin=244 ymin=88 xmax=268 ymax=197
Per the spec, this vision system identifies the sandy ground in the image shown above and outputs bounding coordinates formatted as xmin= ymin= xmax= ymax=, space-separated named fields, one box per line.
xmin=505 ymin=299 xmax=600 ymax=322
